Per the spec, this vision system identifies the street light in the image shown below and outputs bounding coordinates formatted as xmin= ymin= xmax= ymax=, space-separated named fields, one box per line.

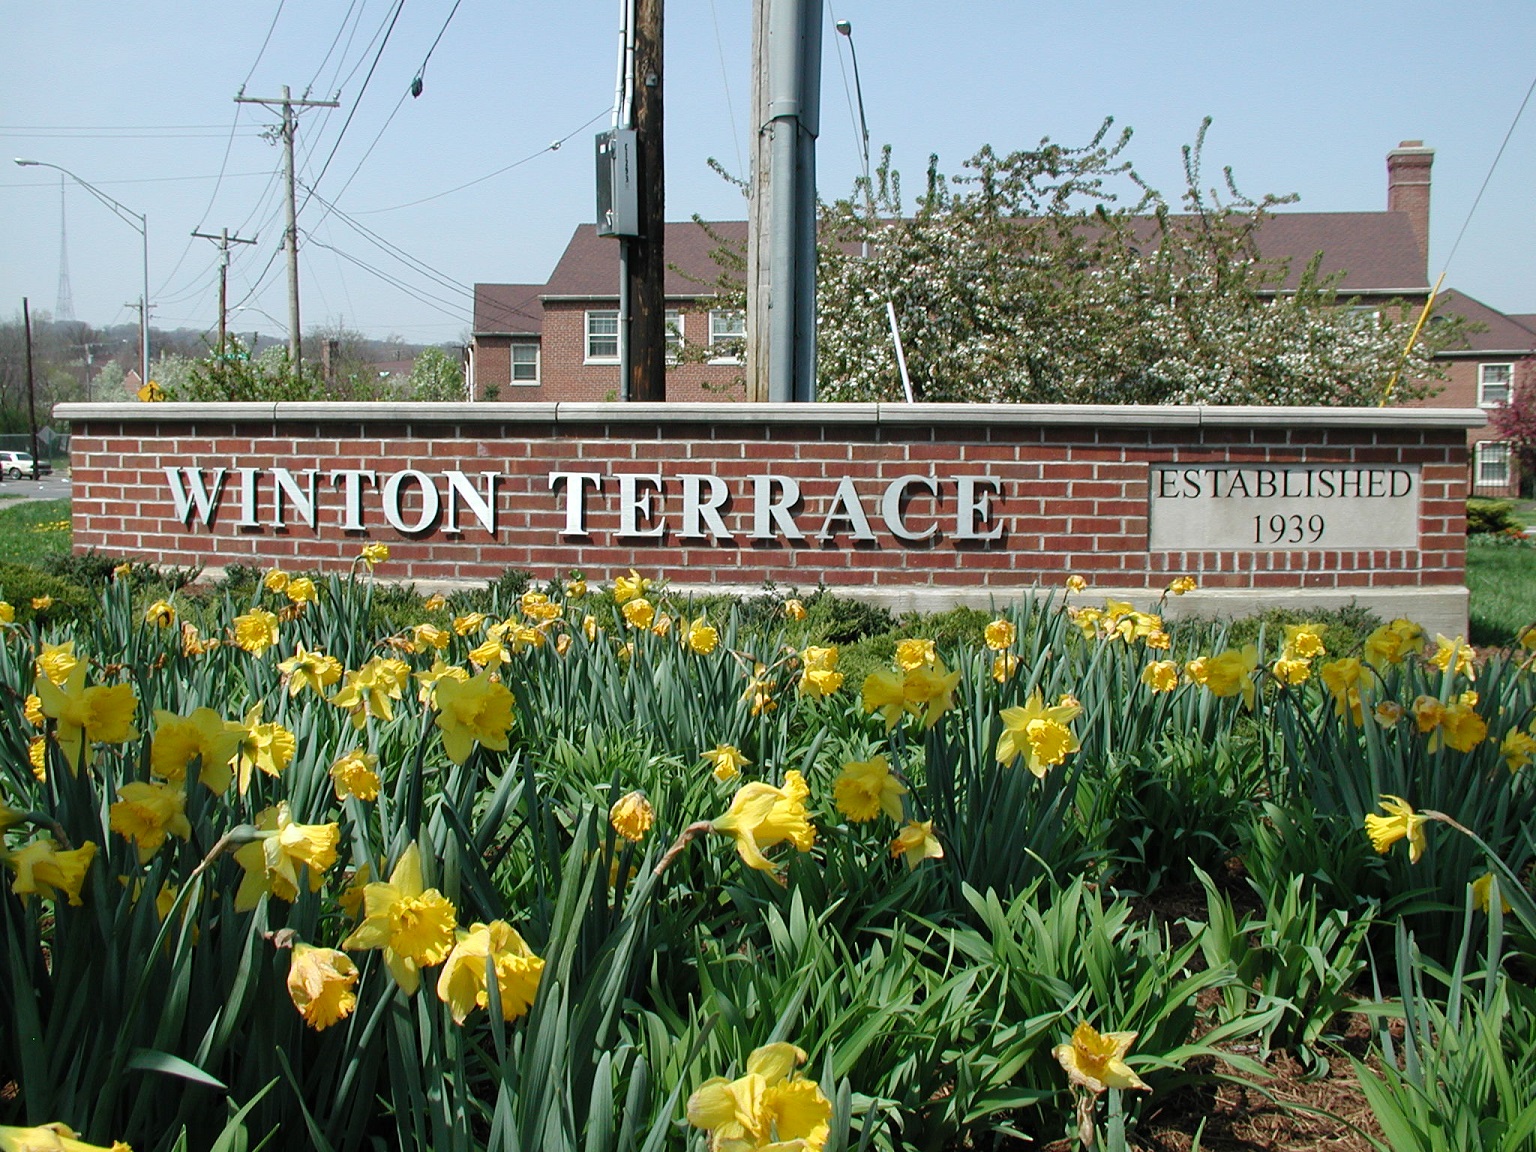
xmin=14 ymin=158 xmax=150 ymax=389
xmin=835 ymin=19 xmax=872 ymax=216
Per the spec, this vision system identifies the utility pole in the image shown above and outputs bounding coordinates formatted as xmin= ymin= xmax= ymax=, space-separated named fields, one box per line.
xmin=192 ymin=227 xmax=258 ymax=352
xmin=748 ymin=0 xmax=821 ymax=402
xmin=235 ymin=86 xmax=338 ymax=373
xmin=627 ymin=0 xmax=666 ymax=402
xmin=22 ymin=299 xmax=38 ymax=466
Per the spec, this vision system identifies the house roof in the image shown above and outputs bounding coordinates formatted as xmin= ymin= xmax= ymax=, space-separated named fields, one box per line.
xmin=1433 ymin=289 xmax=1536 ymax=356
xmin=543 ymin=222 xmax=747 ymax=298
xmin=1249 ymin=211 xmax=1429 ymax=293
xmin=473 ymin=283 xmax=545 ymax=335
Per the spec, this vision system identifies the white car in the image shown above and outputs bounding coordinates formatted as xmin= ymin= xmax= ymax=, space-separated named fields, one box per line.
xmin=0 ymin=451 xmax=51 ymax=480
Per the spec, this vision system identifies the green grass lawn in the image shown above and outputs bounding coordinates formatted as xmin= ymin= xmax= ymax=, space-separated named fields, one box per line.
xmin=1467 ymin=540 xmax=1536 ymax=646
xmin=0 ymin=498 xmax=72 ymax=566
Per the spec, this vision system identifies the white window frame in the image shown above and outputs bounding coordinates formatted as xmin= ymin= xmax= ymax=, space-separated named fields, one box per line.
xmin=510 ymin=342 xmax=540 ymax=385
xmin=708 ymin=308 xmax=746 ymax=364
xmin=665 ymin=309 xmax=683 ymax=364
xmin=1479 ymin=362 xmax=1513 ymax=407
xmin=585 ymin=310 xmax=619 ymax=363
xmin=1476 ymin=440 xmax=1511 ymax=488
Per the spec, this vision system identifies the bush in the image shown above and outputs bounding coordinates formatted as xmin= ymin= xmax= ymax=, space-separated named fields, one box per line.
xmin=0 ymin=561 xmax=95 ymax=623
xmin=1467 ymin=497 xmax=1524 ymax=535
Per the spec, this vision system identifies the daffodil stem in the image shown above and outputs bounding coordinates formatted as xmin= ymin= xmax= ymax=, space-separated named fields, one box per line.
xmin=654 ymin=821 xmax=712 ymax=876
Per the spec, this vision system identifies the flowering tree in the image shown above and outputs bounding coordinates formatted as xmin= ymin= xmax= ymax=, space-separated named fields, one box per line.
xmin=813 ymin=120 xmax=1458 ymax=405
xmin=1486 ymin=357 xmax=1536 ymax=486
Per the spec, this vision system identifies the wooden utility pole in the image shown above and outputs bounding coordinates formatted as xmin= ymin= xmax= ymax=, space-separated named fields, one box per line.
xmin=22 ymin=299 xmax=38 ymax=464
xmin=192 ymin=227 xmax=258 ymax=352
xmin=626 ymin=0 xmax=666 ymax=402
xmin=234 ymin=86 xmax=338 ymax=373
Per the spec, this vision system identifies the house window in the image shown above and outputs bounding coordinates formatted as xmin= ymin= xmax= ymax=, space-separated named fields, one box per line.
xmin=709 ymin=309 xmax=745 ymax=363
xmin=1480 ymin=363 xmax=1513 ymax=406
xmin=1476 ymin=441 xmax=1511 ymax=488
xmin=585 ymin=310 xmax=619 ymax=362
xmin=511 ymin=343 xmax=539 ymax=384
xmin=665 ymin=310 xmax=683 ymax=363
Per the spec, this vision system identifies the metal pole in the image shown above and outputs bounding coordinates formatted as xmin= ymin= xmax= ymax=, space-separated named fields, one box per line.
xmin=22 ymin=298 xmax=39 ymax=466
xmin=281 ymin=86 xmax=302 ymax=370
xmin=141 ymin=212 xmax=150 ymax=386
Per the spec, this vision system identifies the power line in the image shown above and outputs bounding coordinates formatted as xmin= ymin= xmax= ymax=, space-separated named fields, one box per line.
xmin=306 ymin=0 xmax=366 ymax=95
xmin=352 ymin=106 xmax=611 ymax=213
xmin=300 ymin=180 xmax=471 ymax=299
xmin=306 ymin=236 xmax=467 ymax=321
xmin=1440 ymin=71 xmax=1536 ymax=277
xmin=0 ymin=171 xmax=269 ymax=189
xmin=244 ymin=0 xmax=288 ymax=88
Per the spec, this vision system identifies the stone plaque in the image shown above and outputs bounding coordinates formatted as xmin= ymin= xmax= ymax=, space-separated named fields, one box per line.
xmin=1148 ymin=464 xmax=1420 ymax=552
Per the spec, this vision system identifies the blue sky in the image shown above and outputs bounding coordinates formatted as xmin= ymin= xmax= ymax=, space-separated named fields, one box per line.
xmin=3 ymin=1 xmax=1533 ymax=347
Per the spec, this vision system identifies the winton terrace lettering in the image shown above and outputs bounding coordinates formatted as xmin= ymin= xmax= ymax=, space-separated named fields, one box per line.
xmin=1148 ymin=465 xmax=1421 ymax=551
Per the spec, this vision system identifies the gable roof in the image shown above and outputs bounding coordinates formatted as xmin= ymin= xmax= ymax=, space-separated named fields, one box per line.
xmin=473 ymin=283 xmax=545 ymax=335
xmin=542 ymin=222 xmax=747 ymax=298
xmin=1433 ymin=289 xmax=1536 ymax=356
xmin=1250 ymin=211 xmax=1429 ymax=293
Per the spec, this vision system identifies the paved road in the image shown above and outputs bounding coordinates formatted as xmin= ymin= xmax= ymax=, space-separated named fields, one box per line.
xmin=0 ymin=473 xmax=71 ymax=504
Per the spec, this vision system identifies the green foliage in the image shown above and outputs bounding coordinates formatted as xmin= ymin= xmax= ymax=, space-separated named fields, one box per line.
xmin=407 ymin=347 xmax=466 ymax=401
xmin=1467 ymin=497 xmax=1524 ymax=535
xmin=1467 ymin=536 xmax=1536 ymax=646
xmin=0 ymin=560 xmax=94 ymax=623
xmin=0 ymin=499 xmax=74 ymax=567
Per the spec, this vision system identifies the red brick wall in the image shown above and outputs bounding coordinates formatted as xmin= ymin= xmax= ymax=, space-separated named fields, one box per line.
xmin=61 ymin=403 xmax=1472 ymax=594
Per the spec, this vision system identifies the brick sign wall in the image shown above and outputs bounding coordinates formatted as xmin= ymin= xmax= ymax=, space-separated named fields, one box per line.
xmin=57 ymin=401 xmax=1482 ymax=630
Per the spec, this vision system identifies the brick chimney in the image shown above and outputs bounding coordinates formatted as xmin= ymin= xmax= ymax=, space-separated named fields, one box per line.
xmin=1387 ymin=140 xmax=1433 ymax=275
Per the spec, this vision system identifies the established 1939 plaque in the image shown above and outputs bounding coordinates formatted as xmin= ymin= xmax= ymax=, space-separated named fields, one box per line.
xmin=1148 ymin=464 xmax=1421 ymax=552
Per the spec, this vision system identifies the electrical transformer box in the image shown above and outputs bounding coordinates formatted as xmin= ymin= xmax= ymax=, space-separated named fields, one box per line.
xmin=595 ymin=129 xmax=640 ymax=238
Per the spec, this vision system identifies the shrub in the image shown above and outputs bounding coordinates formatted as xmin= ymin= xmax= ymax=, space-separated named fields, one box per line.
xmin=1467 ymin=497 xmax=1524 ymax=535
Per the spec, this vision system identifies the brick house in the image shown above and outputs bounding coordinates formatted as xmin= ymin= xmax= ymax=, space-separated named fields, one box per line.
xmin=468 ymin=143 xmax=1531 ymax=491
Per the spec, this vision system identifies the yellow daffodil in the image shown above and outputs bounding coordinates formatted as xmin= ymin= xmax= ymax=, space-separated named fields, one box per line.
xmin=614 ymin=568 xmax=650 ymax=604
xmin=1141 ymin=660 xmax=1179 ymax=694
xmin=1364 ymin=618 xmax=1424 ymax=668
xmin=687 ymin=1042 xmax=832 ymax=1152
xmin=341 ymin=842 xmax=458 ymax=994
xmin=1363 ymin=795 xmax=1428 ymax=864
xmin=1435 ymin=700 xmax=1487 ymax=754
xmin=902 ymin=659 xmax=963 ymax=728
xmin=232 ymin=802 xmax=340 ymax=910
xmin=337 ymin=864 xmax=371 ymax=920
xmin=702 ymin=744 xmax=749 ymax=782
xmin=35 ymin=640 xmax=78 ymax=686
xmin=0 ymin=803 xmax=22 ymax=831
xmin=1054 ymin=1022 xmax=1150 ymax=1094
xmin=150 ymin=707 xmax=246 ymax=791
xmin=861 ymin=668 xmax=912 ymax=730
xmin=436 ymin=920 xmax=545 ymax=1024
xmin=621 ymin=597 xmax=655 ymax=629
xmin=0 ymin=602 xmax=12 ymax=624
xmin=610 ymin=791 xmax=655 ymax=842
xmin=895 ymin=638 xmax=936 ymax=670
xmin=27 ymin=736 xmax=45 ymax=781
xmin=180 ymin=622 xmax=217 ymax=656
xmin=34 ymin=661 xmax=139 ymax=771
xmin=287 ymin=944 xmax=359 ymax=1031
xmin=1430 ymin=634 xmax=1475 ymax=680
xmin=411 ymin=623 xmax=451 ymax=652
xmin=433 ymin=669 xmax=515 ymax=764
xmin=710 ymin=771 xmax=816 ymax=872
xmin=783 ymin=597 xmax=807 ymax=621
xmin=414 ymin=658 xmax=469 ymax=706
xmin=24 ymin=693 xmax=44 ymax=726
xmin=565 ymin=576 xmax=587 ymax=599
xmin=360 ymin=543 xmax=390 ymax=568
xmin=229 ymin=703 xmax=296 ymax=795
xmin=423 ymin=593 xmax=447 ymax=612
xmin=0 ymin=1121 xmax=133 ymax=1151
xmin=5 ymin=838 xmax=97 ymax=906
xmin=1471 ymin=873 xmax=1512 ymax=915
xmin=1065 ymin=574 xmax=1087 ymax=593
xmin=686 ymin=616 xmax=719 ymax=655
xmin=833 ymin=756 xmax=907 ymax=823
xmin=284 ymin=576 xmax=317 ymax=605
xmin=468 ymin=635 xmax=510 ymax=669
xmin=992 ymin=652 xmax=1020 ymax=682
xmin=1374 ymin=700 xmax=1404 ymax=727
xmin=996 ymin=690 xmax=1082 ymax=778
xmin=984 ymin=618 xmax=1016 ymax=650
xmin=330 ymin=656 xmax=409 ymax=729
xmin=890 ymin=820 xmax=944 ymax=870
xmin=232 ymin=608 xmax=279 ymax=655
xmin=331 ymin=748 xmax=382 ymax=801
xmin=1501 ymin=728 xmax=1536 ymax=772
xmin=1167 ymin=575 xmax=1198 ymax=595
xmin=1272 ymin=657 xmax=1312 ymax=686
xmin=1145 ymin=629 xmax=1172 ymax=650
xmin=277 ymin=644 xmax=344 ymax=697
xmin=453 ymin=612 xmax=488 ymax=636
xmin=798 ymin=645 xmax=844 ymax=697
xmin=742 ymin=666 xmax=778 ymax=716
xmin=1198 ymin=646 xmax=1259 ymax=709
xmin=144 ymin=600 xmax=176 ymax=628
xmin=108 ymin=781 xmax=191 ymax=864
xmin=262 ymin=569 xmax=290 ymax=593
xmin=1281 ymin=623 xmax=1327 ymax=661
xmin=31 ymin=595 xmax=52 ymax=612
xmin=1319 ymin=658 xmax=1366 ymax=724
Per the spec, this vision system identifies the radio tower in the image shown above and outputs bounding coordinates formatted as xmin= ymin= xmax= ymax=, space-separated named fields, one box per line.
xmin=55 ymin=175 xmax=75 ymax=321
